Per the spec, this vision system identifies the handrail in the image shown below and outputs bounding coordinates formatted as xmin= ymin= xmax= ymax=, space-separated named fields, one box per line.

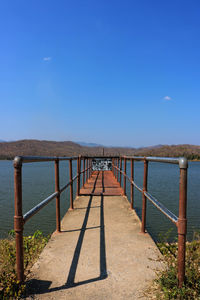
xmin=122 ymin=156 xmax=188 ymax=168
xmin=13 ymin=155 xmax=93 ymax=282
xmin=115 ymin=165 xmax=143 ymax=193
xmin=144 ymin=191 xmax=178 ymax=224
xmin=13 ymin=154 xmax=188 ymax=288
xmin=81 ymin=155 xmax=120 ymax=159
xmin=112 ymin=156 xmax=188 ymax=288
xmin=13 ymin=156 xmax=78 ymax=165
xmin=114 ymin=164 xmax=178 ymax=222
xmin=23 ymin=192 xmax=59 ymax=223
xmin=23 ymin=166 xmax=92 ymax=224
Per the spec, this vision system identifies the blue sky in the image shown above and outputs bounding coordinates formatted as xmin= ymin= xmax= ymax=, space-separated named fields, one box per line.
xmin=0 ymin=0 xmax=200 ymax=147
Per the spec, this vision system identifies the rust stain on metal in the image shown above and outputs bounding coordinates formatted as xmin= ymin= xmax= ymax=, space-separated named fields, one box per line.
xmin=80 ymin=171 xmax=124 ymax=196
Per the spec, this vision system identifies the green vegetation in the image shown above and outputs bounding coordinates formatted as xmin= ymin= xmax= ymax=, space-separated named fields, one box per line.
xmin=0 ymin=230 xmax=49 ymax=299
xmin=155 ymin=231 xmax=200 ymax=299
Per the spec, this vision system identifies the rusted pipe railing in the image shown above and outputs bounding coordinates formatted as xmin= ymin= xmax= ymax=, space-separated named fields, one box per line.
xmin=123 ymin=157 xmax=127 ymax=195
xmin=130 ymin=158 xmax=134 ymax=209
xmin=82 ymin=158 xmax=85 ymax=186
xmin=13 ymin=155 xmax=79 ymax=282
xmin=14 ymin=158 xmax=24 ymax=282
xmin=141 ymin=159 xmax=148 ymax=233
xmin=86 ymin=159 xmax=88 ymax=181
xmin=55 ymin=159 xmax=61 ymax=232
xmin=76 ymin=157 xmax=80 ymax=196
xmin=89 ymin=159 xmax=91 ymax=178
xmin=69 ymin=159 xmax=73 ymax=210
xmin=117 ymin=158 xmax=119 ymax=182
xmin=119 ymin=157 xmax=122 ymax=187
xmin=178 ymin=160 xmax=188 ymax=288
xmin=13 ymin=154 xmax=188 ymax=288
xmin=112 ymin=155 xmax=188 ymax=288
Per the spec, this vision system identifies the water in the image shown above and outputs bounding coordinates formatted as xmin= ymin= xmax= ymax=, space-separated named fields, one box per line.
xmin=0 ymin=160 xmax=77 ymax=238
xmin=0 ymin=160 xmax=200 ymax=242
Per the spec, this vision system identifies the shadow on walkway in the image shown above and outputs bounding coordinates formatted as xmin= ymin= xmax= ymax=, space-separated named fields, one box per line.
xmin=27 ymin=172 xmax=107 ymax=296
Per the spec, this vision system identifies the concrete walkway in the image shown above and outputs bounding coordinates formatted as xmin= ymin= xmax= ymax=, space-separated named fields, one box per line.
xmin=80 ymin=171 xmax=124 ymax=196
xmin=26 ymin=194 xmax=162 ymax=299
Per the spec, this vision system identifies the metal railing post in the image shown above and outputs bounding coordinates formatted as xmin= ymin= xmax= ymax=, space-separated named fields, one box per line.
xmin=117 ymin=158 xmax=119 ymax=182
xmin=130 ymin=158 xmax=134 ymax=209
xmin=14 ymin=157 xmax=24 ymax=282
xmin=55 ymin=159 xmax=61 ymax=232
xmin=83 ymin=158 xmax=85 ymax=186
xmin=120 ymin=157 xmax=122 ymax=187
xmin=141 ymin=159 xmax=148 ymax=233
xmin=178 ymin=158 xmax=188 ymax=287
xmin=123 ymin=157 xmax=127 ymax=195
xmin=69 ymin=159 xmax=73 ymax=210
xmin=79 ymin=156 xmax=82 ymax=189
xmin=77 ymin=156 xmax=80 ymax=196
xmin=86 ymin=159 xmax=88 ymax=181
xmin=112 ymin=158 xmax=114 ymax=175
xmin=91 ymin=159 xmax=93 ymax=177
xmin=89 ymin=158 xmax=92 ymax=178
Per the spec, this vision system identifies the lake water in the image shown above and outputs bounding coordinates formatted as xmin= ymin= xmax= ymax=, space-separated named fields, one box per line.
xmin=0 ymin=160 xmax=199 ymax=242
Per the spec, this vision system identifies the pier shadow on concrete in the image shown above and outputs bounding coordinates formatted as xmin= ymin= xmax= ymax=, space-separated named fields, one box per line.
xmin=26 ymin=172 xmax=107 ymax=296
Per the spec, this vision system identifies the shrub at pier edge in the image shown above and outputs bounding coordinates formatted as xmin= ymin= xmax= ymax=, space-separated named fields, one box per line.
xmin=155 ymin=231 xmax=200 ymax=299
xmin=0 ymin=230 xmax=49 ymax=299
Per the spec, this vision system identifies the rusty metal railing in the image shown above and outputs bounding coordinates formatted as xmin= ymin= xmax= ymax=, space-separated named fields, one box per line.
xmin=13 ymin=155 xmax=93 ymax=282
xmin=112 ymin=156 xmax=188 ymax=288
xmin=13 ymin=154 xmax=188 ymax=288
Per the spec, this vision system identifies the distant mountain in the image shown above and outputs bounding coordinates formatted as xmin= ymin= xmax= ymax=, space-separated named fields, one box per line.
xmin=0 ymin=139 xmax=6 ymax=142
xmin=76 ymin=141 xmax=103 ymax=147
xmin=0 ymin=139 xmax=199 ymax=160
xmin=0 ymin=139 xmax=136 ymax=159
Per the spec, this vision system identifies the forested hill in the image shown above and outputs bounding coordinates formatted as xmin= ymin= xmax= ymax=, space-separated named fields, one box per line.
xmin=0 ymin=140 xmax=200 ymax=160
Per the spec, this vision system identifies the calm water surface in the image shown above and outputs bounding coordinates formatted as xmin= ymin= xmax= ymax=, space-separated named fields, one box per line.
xmin=0 ymin=160 xmax=199 ymax=242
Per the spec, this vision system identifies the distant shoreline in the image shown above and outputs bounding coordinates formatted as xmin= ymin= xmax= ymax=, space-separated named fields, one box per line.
xmin=0 ymin=139 xmax=200 ymax=160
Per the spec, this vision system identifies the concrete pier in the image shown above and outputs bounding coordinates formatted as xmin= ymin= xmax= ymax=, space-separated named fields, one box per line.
xmin=27 ymin=189 xmax=162 ymax=299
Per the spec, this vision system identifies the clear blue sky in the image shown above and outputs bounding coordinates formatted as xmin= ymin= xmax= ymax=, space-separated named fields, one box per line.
xmin=0 ymin=0 xmax=200 ymax=147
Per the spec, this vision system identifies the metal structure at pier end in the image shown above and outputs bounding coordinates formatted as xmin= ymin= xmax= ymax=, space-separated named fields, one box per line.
xmin=13 ymin=155 xmax=188 ymax=288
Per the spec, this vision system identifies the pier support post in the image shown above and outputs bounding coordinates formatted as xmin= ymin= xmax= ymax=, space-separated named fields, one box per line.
xmin=120 ymin=157 xmax=122 ymax=187
xmin=130 ymin=158 xmax=134 ymax=209
xmin=117 ymin=158 xmax=119 ymax=182
xmin=178 ymin=158 xmax=188 ymax=287
xmin=123 ymin=157 xmax=127 ymax=195
xmin=83 ymin=158 xmax=85 ymax=187
xmin=112 ymin=158 xmax=114 ymax=175
xmin=86 ymin=159 xmax=88 ymax=182
xmin=77 ymin=156 xmax=80 ymax=196
xmin=141 ymin=159 xmax=148 ymax=233
xmin=55 ymin=159 xmax=61 ymax=232
xmin=14 ymin=157 xmax=24 ymax=282
xmin=69 ymin=159 xmax=73 ymax=210
xmin=79 ymin=155 xmax=82 ymax=189
xmin=89 ymin=158 xmax=92 ymax=178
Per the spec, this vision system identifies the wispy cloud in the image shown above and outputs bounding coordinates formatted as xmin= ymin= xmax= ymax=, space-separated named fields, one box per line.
xmin=163 ymin=96 xmax=172 ymax=101
xmin=43 ymin=57 xmax=52 ymax=61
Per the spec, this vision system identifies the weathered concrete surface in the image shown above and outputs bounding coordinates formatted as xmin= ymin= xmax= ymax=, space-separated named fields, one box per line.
xmin=80 ymin=171 xmax=124 ymax=196
xmin=27 ymin=195 xmax=162 ymax=299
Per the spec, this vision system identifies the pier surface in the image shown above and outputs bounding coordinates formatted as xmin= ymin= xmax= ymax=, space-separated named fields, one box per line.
xmin=27 ymin=172 xmax=162 ymax=299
